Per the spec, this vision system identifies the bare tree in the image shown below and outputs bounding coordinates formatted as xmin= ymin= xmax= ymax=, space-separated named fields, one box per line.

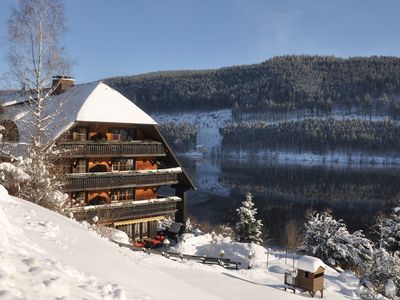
xmin=283 ymin=219 xmax=301 ymax=252
xmin=5 ymin=0 xmax=70 ymax=208
xmin=282 ymin=219 xmax=302 ymax=265
xmin=7 ymin=0 xmax=70 ymax=148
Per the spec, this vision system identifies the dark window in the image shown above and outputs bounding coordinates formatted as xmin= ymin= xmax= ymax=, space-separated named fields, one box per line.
xmin=314 ymin=273 xmax=324 ymax=279
xmin=110 ymin=128 xmax=136 ymax=141
xmin=73 ymin=128 xmax=87 ymax=141
xmin=64 ymin=130 xmax=72 ymax=140
xmin=304 ymin=271 xmax=310 ymax=278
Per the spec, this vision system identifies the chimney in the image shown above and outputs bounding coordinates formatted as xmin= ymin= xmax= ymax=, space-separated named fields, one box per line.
xmin=51 ymin=75 xmax=75 ymax=95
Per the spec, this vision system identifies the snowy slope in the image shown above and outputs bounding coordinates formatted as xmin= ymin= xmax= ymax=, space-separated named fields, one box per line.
xmin=0 ymin=186 xmax=359 ymax=299
xmin=152 ymin=109 xmax=231 ymax=154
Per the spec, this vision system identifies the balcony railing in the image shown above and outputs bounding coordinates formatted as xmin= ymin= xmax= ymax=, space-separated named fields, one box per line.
xmin=57 ymin=141 xmax=165 ymax=157
xmin=64 ymin=168 xmax=181 ymax=192
xmin=66 ymin=197 xmax=181 ymax=223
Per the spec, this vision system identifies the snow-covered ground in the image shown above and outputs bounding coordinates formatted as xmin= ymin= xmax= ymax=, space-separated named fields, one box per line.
xmin=0 ymin=185 xmax=363 ymax=299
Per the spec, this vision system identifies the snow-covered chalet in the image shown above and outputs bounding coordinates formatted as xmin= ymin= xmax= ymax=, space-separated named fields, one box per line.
xmin=2 ymin=77 xmax=195 ymax=241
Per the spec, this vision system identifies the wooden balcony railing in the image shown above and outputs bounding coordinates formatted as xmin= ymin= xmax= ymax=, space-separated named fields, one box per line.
xmin=64 ymin=169 xmax=180 ymax=192
xmin=57 ymin=141 xmax=165 ymax=157
xmin=66 ymin=197 xmax=181 ymax=224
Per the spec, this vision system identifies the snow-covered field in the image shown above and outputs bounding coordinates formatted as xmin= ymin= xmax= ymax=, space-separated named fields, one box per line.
xmin=0 ymin=185 xmax=363 ymax=299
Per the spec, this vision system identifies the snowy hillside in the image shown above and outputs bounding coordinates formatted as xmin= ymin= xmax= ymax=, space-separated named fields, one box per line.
xmin=0 ymin=186 xmax=361 ymax=299
xmin=152 ymin=109 xmax=231 ymax=154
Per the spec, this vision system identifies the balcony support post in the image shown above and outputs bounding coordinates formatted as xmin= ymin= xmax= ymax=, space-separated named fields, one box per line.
xmin=175 ymin=185 xmax=187 ymax=223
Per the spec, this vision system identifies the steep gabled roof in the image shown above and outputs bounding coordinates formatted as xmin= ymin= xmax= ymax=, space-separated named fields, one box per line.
xmin=3 ymin=81 xmax=156 ymax=145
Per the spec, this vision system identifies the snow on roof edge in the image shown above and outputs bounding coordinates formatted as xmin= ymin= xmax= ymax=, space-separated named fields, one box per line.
xmin=297 ymin=255 xmax=326 ymax=273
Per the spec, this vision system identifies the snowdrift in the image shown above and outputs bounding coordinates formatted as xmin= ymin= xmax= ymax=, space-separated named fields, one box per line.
xmin=0 ymin=186 xmax=359 ymax=299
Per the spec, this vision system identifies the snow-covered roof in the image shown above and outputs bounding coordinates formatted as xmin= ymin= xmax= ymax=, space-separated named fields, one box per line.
xmin=75 ymin=82 xmax=156 ymax=125
xmin=297 ymin=255 xmax=326 ymax=273
xmin=3 ymin=81 xmax=157 ymax=147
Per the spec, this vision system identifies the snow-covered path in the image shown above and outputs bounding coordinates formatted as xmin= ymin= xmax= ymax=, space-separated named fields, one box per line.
xmin=0 ymin=187 xmax=356 ymax=299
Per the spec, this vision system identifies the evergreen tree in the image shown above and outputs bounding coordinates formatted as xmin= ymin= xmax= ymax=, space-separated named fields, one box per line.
xmin=381 ymin=206 xmax=400 ymax=254
xmin=300 ymin=209 xmax=373 ymax=268
xmin=235 ymin=193 xmax=263 ymax=245
xmin=361 ymin=248 xmax=400 ymax=298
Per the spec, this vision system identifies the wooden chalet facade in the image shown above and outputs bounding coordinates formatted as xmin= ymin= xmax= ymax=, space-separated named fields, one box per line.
xmin=3 ymin=78 xmax=195 ymax=241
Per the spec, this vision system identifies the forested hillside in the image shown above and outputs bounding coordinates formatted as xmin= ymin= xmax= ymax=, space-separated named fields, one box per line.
xmin=105 ymin=55 xmax=400 ymax=113
xmin=220 ymin=119 xmax=400 ymax=154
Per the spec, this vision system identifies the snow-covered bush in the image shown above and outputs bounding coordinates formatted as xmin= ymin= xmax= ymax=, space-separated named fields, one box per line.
xmin=171 ymin=232 xmax=268 ymax=269
xmin=300 ymin=209 xmax=373 ymax=269
xmin=158 ymin=216 xmax=173 ymax=229
xmin=94 ymin=225 xmax=130 ymax=245
xmin=16 ymin=148 xmax=68 ymax=211
xmin=380 ymin=206 xmax=400 ymax=254
xmin=235 ymin=193 xmax=263 ymax=245
xmin=217 ymin=223 xmax=235 ymax=239
xmin=0 ymin=159 xmax=30 ymax=194
xmin=360 ymin=248 xmax=400 ymax=298
xmin=184 ymin=218 xmax=194 ymax=233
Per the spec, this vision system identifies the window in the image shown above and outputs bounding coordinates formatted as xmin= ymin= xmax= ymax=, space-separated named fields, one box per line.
xmin=111 ymin=189 xmax=134 ymax=201
xmin=112 ymin=158 xmax=135 ymax=172
xmin=111 ymin=128 xmax=120 ymax=141
xmin=74 ymin=128 xmax=87 ymax=141
xmin=64 ymin=130 xmax=72 ymax=141
xmin=72 ymin=159 xmax=86 ymax=173
xmin=304 ymin=271 xmax=309 ymax=278
xmin=110 ymin=128 xmax=136 ymax=141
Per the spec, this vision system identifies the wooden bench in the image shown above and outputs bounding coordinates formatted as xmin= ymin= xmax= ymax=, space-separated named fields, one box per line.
xmin=116 ymin=241 xmax=242 ymax=270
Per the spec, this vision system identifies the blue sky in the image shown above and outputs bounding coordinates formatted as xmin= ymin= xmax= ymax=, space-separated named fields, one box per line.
xmin=0 ymin=0 xmax=399 ymax=86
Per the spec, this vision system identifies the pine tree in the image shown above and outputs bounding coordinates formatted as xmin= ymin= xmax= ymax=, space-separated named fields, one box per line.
xmin=300 ymin=209 xmax=373 ymax=268
xmin=361 ymin=248 xmax=400 ymax=298
xmin=381 ymin=206 xmax=400 ymax=254
xmin=235 ymin=193 xmax=263 ymax=245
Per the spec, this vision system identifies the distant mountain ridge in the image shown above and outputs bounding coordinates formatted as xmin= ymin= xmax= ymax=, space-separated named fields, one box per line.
xmin=104 ymin=55 xmax=400 ymax=112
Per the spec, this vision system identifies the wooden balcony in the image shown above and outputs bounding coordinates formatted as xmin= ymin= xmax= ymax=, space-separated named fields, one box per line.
xmin=57 ymin=141 xmax=165 ymax=157
xmin=64 ymin=168 xmax=181 ymax=192
xmin=66 ymin=197 xmax=181 ymax=224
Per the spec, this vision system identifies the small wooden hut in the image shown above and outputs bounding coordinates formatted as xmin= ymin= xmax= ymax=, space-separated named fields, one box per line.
xmin=296 ymin=255 xmax=325 ymax=297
